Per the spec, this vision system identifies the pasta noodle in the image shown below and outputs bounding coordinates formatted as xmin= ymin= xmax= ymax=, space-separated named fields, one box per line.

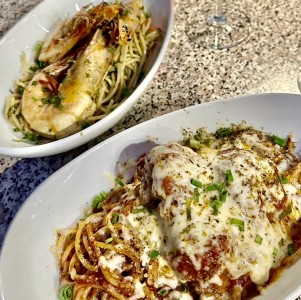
xmin=55 ymin=124 xmax=301 ymax=299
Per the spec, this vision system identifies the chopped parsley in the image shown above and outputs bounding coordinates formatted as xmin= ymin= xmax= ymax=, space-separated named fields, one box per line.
xmin=15 ymin=85 xmax=25 ymax=95
xmin=120 ymin=87 xmax=132 ymax=98
xmin=122 ymin=8 xmax=130 ymax=16
xmin=144 ymin=11 xmax=151 ymax=18
xmin=41 ymin=95 xmax=64 ymax=110
xmin=14 ymin=132 xmax=42 ymax=144
xmin=34 ymin=58 xmax=49 ymax=70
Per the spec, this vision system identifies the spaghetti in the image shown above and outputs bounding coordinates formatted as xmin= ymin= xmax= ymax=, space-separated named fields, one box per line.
xmin=55 ymin=124 xmax=301 ymax=299
xmin=4 ymin=1 xmax=161 ymax=142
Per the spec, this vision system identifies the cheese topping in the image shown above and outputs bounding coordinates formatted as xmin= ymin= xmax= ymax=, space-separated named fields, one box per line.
xmin=120 ymin=126 xmax=301 ymax=298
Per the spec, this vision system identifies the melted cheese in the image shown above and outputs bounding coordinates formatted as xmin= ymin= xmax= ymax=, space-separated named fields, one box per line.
xmin=143 ymin=139 xmax=295 ymax=286
xmin=98 ymin=252 xmax=125 ymax=273
xmin=117 ymin=128 xmax=301 ymax=299
xmin=129 ymin=281 xmax=145 ymax=300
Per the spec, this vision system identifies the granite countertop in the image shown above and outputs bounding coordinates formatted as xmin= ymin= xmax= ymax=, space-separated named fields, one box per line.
xmin=1 ymin=0 xmax=301 ymax=297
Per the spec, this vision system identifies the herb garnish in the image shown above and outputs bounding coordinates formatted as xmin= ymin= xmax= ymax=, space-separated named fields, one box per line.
xmin=272 ymin=135 xmax=287 ymax=147
xmin=58 ymin=285 xmax=73 ymax=300
xmin=91 ymin=191 xmax=108 ymax=209
xmin=41 ymin=95 xmax=64 ymax=110
xmin=111 ymin=213 xmax=119 ymax=224
xmin=230 ymin=218 xmax=245 ymax=231
xmin=215 ymin=127 xmax=233 ymax=138
xmin=148 ymin=250 xmax=160 ymax=259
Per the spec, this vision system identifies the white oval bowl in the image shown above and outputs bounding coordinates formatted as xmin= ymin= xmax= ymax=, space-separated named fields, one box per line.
xmin=0 ymin=0 xmax=173 ymax=158
xmin=1 ymin=93 xmax=301 ymax=300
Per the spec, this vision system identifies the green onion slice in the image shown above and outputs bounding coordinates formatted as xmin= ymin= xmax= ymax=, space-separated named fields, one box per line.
xmin=279 ymin=176 xmax=288 ymax=184
xmin=58 ymin=285 xmax=73 ymax=300
xmin=158 ymin=289 xmax=169 ymax=296
xmin=210 ymin=200 xmax=223 ymax=215
xmin=287 ymin=243 xmax=295 ymax=256
xmin=180 ymin=283 xmax=189 ymax=293
xmin=230 ymin=218 xmax=245 ymax=231
xmin=215 ymin=127 xmax=233 ymax=138
xmin=287 ymin=243 xmax=296 ymax=256
xmin=225 ymin=169 xmax=234 ymax=183
xmin=189 ymin=138 xmax=201 ymax=149
xmin=273 ymin=247 xmax=278 ymax=257
xmin=105 ymin=237 xmax=113 ymax=244
xmin=255 ymin=235 xmax=263 ymax=244
xmin=115 ymin=177 xmax=125 ymax=187
xmin=91 ymin=191 xmax=108 ymax=209
xmin=272 ymin=135 xmax=287 ymax=147
xmin=205 ymin=183 xmax=224 ymax=192
xmin=193 ymin=187 xmax=200 ymax=203
xmin=111 ymin=213 xmax=119 ymax=224
xmin=207 ymin=183 xmax=228 ymax=215
xmin=149 ymin=250 xmax=160 ymax=259
xmin=186 ymin=198 xmax=192 ymax=220
xmin=191 ymin=178 xmax=202 ymax=188
xmin=219 ymin=189 xmax=228 ymax=203
xmin=133 ymin=207 xmax=147 ymax=214
xmin=278 ymin=206 xmax=292 ymax=219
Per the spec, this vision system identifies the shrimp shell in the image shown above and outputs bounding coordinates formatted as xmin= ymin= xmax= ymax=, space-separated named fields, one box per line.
xmin=39 ymin=3 xmax=121 ymax=64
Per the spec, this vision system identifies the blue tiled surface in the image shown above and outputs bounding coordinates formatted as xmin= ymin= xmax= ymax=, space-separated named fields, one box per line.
xmin=0 ymin=151 xmax=82 ymax=249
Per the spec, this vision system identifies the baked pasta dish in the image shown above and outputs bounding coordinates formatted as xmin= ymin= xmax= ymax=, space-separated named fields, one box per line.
xmin=55 ymin=124 xmax=301 ymax=299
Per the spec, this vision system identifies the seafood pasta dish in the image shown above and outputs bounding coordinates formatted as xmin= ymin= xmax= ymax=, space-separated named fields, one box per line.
xmin=5 ymin=0 xmax=161 ymax=142
xmin=55 ymin=124 xmax=301 ymax=300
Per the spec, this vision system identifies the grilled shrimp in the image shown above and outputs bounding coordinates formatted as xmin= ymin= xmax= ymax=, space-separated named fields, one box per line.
xmin=39 ymin=2 xmax=120 ymax=63
xmin=22 ymin=30 xmax=115 ymax=139
xmin=22 ymin=1 xmax=146 ymax=139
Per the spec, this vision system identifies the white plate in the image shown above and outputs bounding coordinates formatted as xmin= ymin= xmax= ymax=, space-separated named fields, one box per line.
xmin=0 ymin=0 xmax=173 ymax=158
xmin=1 ymin=93 xmax=301 ymax=300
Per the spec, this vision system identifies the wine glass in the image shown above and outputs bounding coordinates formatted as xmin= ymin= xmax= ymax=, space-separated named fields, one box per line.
xmin=186 ymin=0 xmax=251 ymax=50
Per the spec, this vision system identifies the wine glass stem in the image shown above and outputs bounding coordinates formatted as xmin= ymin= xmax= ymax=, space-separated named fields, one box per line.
xmin=207 ymin=0 xmax=227 ymax=26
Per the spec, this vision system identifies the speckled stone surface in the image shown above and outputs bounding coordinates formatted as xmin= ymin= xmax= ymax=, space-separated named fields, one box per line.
xmin=1 ymin=0 xmax=301 ymax=296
